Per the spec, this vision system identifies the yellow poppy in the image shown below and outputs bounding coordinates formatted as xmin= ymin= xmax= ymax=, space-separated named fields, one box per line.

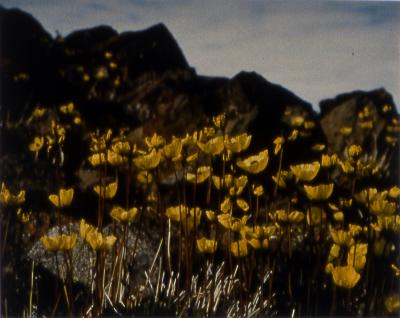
xmin=385 ymin=294 xmax=400 ymax=313
xmin=329 ymin=228 xmax=354 ymax=246
xmin=229 ymin=175 xmax=248 ymax=196
xmin=338 ymin=160 xmax=355 ymax=174
xmin=133 ymin=149 xmax=161 ymax=170
xmin=59 ymin=102 xmax=74 ymax=114
xmin=347 ymin=144 xmax=362 ymax=158
xmin=331 ymin=265 xmax=360 ymax=289
xmin=93 ymin=181 xmax=118 ymax=199
xmin=48 ymin=188 xmax=74 ymax=208
xmin=230 ymin=240 xmax=248 ymax=257
xmin=212 ymin=113 xmax=226 ymax=128
xmin=186 ymin=166 xmax=211 ymax=184
xmin=80 ymin=219 xmax=96 ymax=239
xmin=165 ymin=205 xmax=187 ymax=222
xmin=236 ymin=198 xmax=249 ymax=212
xmin=197 ymin=135 xmax=224 ymax=156
xmin=162 ymin=137 xmax=182 ymax=160
xmin=110 ymin=206 xmax=139 ymax=223
xmin=32 ymin=107 xmax=46 ymax=118
xmin=272 ymin=170 xmax=292 ymax=188
xmin=186 ymin=152 xmax=198 ymax=163
xmin=220 ymin=197 xmax=232 ymax=213
xmin=224 ymin=133 xmax=252 ymax=153
xmin=370 ymin=198 xmax=396 ymax=215
xmin=304 ymin=120 xmax=315 ymax=130
xmin=290 ymin=161 xmax=320 ymax=182
xmin=354 ymin=188 xmax=379 ymax=204
xmin=321 ymin=154 xmax=338 ymax=168
xmin=205 ymin=210 xmax=216 ymax=221
xmin=275 ymin=210 xmax=288 ymax=222
xmin=311 ymin=144 xmax=325 ymax=152
xmin=212 ymin=174 xmax=234 ymax=190
xmin=333 ymin=211 xmax=344 ymax=222
xmin=358 ymin=120 xmax=373 ymax=129
xmin=339 ymin=126 xmax=352 ymax=135
xmin=325 ymin=263 xmax=334 ymax=274
xmin=347 ymin=243 xmax=368 ymax=271
xmin=252 ymin=184 xmax=264 ymax=197
xmin=391 ymin=264 xmax=400 ymax=277
xmin=17 ymin=208 xmax=31 ymax=223
xmin=107 ymin=150 xmax=127 ymax=166
xmin=288 ymin=211 xmax=305 ymax=223
xmin=303 ymin=183 xmax=334 ymax=201
xmin=273 ymin=136 xmax=285 ymax=155
xmin=388 ymin=186 xmax=400 ymax=199
xmin=349 ymin=224 xmax=362 ymax=237
xmin=0 ymin=183 xmax=25 ymax=205
xmin=290 ymin=115 xmax=304 ymax=127
xmin=196 ymin=237 xmax=218 ymax=254
xmin=41 ymin=234 xmax=77 ymax=252
xmin=88 ymin=153 xmax=106 ymax=166
xmin=328 ymin=244 xmax=341 ymax=262
xmin=29 ymin=136 xmax=45 ymax=153
xmin=145 ymin=133 xmax=165 ymax=149
xmin=288 ymin=130 xmax=299 ymax=141
xmin=85 ymin=230 xmax=117 ymax=250
xmin=111 ymin=140 xmax=131 ymax=155
xmin=237 ymin=149 xmax=269 ymax=174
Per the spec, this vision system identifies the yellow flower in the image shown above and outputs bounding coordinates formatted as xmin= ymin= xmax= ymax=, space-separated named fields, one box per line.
xmin=304 ymin=120 xmax=315 ymax=130
xmin=32 ymin=107 xmax=46 ymax=118
xmin=104 ymin=51 xmax=113 ymax=59
xmin=212 ymin=174 xmax=234 ymax=190
xmin=272 ymin=170 xmax=292 ymax=188
xmin=111 ymin=140 xmax=131 ymax=155
xmin=347 ymin=144 xmax=362 ymax=158
xmin=385 ymin=294 xmax=400 ymax=313
xmin=145 ymin=133 xmax=165 ymax=149
xmin=325 ymin=263 xmax=334 ymax=274
xmin=80 ymin=219 xmax=96 ymax=239
xmin=370 ymin=198 xmax=396 ymax=215
xmin=110 ymin=206 xmax=139 ymax=223
xmin=229 ymin=175 xmax=248 ymax=196
xmin=273 ymin=136 xmax=284 ymax=155
xmin=29 ymin=136 xmax=45 ymax=153
xmin=388 ymin=186 xmax=400 ymax=199
xmin=230 ymin=216 xmax=249 ymax=232
xmin=59 ymin=102 xmax=74 ymax=114
xmin=391 ymin=264 xmax=400 ymax=277
xmin=93 ymin=181 xmax=118 ymax=199
xmin=136 ymin=171 xmax=152 ymax=184
xmin=383 ymin=104 xmax=392 ymax=113
xmin=0 ymin=183 xmax=25 ymax=205
xmin=41 ymin=234 xmax=77 ymax=252
xmin=288 ymin=211 xmax=305 ymax=223
xmin=186 ymin=152 xmax=198 ymax=163
xmin=373 ymin=215 xmax=400 ymax=232
xmin=205 ymin=210 xmax=216 ymax=221
xmin=107 ymin=150 xmax=127 ymax=166
xmin=354 ymin=188 xmax=378 ymax=204
xmin=162 ymin=137 xmax=182 ymax=160
xmin=290 ymin=161 xmax=320 ymax=182
xmin=330 ymin=228 xmax=354 ymax=246
xmin=385 ymin=135 xmax=398 ymax=146
xmin=212 ymin=113 xmax=226 ymax=128
xmin=17 ymin=208 xmax=31 ymax=223
xmin=197 ymin=135 xmax=224 ymax=156
xmin=290 ymin=115 xmax=304 ymax=127
xmin=88 ymin=153 xmax=106 ymax=166
xmin=333 ymin=211 xmax=344 ymax=222
xmin=263 ymin=225 xmax=279 ymax=238
xmin=224 ymin=133 xmax=252 ymax=153
xmin=288 ymin=130 xmax=298 ymax=141
xmin=196 ymin=238 xmax=218 ymax=254
xmin=331 ymin=265 xmax=360 ymax=289
xmin=133 ymin=149 xmax=161 ymax=170
xmin=236 ymin=198 xmax=249 ymax=212
xmin=85 ymin=230 xmax=117 ymax=250
xmin=275 ymin=210 xmax=288 ymax=222
xmin=165 ymin=205 xmax=187 ymax=222
xmin=306 ymin=206 xmax=326 ymax=226
xmin=237 ymin=149 xmax=269 ymax=174
xmin=48 ymin=188 xmax=74 ymax=208
xmin=230 ymin=240 xmax=248 ymax=257
xmin=339 ymin=126 xmax=352 ymax=135
xmin=338 ymin=160 xmax=355 ymax=174
xmin=186 ymin=166 xmax=211 ymax=184
xmin=303 ymin=183 xmax=334 ymax=201
xmin=349 ymin=224 xmax=362 ymax=237
xmin=252 ymin=184 xmax=264 ymax=197
xmin=358 ymin=120 xmax=373 ymax=129
xmin=328 ymin=244 xmax=341 ymax=262
xmin=220 ymin=197 xmax=232 ymax=213
xmin=321 ymin=154 xmax=338 ymax=168
xmin=311 ymin=144 xmax=325 ymax=152
xmin=347 ymin=244 xmax=368 ymax=271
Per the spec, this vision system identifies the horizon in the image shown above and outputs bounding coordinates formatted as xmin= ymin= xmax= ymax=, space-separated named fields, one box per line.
xmin=1 ymin=0 xmax=399 ymax=110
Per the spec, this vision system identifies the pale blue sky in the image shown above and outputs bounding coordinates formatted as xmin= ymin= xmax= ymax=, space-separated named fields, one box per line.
xmin=1 ymin=0 xmax=399 ymax=110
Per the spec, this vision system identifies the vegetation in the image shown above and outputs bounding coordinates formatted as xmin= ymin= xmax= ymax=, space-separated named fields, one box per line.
xmin=1 ymin=102 xmax=400 ymax=317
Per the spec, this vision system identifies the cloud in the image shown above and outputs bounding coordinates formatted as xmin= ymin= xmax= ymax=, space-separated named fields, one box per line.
xmin=1 ymin=0 xmax=399 ymax=109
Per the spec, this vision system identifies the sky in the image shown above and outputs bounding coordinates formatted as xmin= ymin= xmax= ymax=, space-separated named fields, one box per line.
xmin=1 ymin=0 xmax=399 ymax=110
